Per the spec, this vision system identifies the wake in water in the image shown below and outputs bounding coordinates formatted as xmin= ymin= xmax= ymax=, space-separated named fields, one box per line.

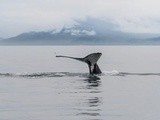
xmin=103 ymin=70 xmax=160 ymax=76
xmin=0 ymin=72 xmax=90 ymax=78
xmin=0 ymin=70 xmax=160 ymax=78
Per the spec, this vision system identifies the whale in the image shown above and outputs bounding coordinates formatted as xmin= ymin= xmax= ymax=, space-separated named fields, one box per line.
xmin=56 ymin=53 xmax=102 ymax=74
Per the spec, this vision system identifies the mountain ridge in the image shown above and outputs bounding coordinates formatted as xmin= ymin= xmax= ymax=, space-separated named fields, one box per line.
xmin=1 ymin=18 xmax=160 ymax=45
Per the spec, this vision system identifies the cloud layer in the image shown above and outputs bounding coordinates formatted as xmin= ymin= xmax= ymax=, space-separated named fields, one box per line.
xmin=0 ymin=0 xmax=160 ymax=38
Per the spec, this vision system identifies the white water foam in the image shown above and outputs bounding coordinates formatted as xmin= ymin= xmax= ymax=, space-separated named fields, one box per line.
xmin=102 ymin=70 xmax=120 ymax=76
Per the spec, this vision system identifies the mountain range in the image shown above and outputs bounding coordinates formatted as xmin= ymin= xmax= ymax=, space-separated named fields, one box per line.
xmin=1 ymin=18 xmax=160 ymax=45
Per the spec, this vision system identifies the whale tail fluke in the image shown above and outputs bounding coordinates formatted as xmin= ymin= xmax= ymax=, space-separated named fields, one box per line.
xmin=56 ymin=55 xmax=83 ymax=62
xmin=56 ymin=53 xmax=102 ymax=74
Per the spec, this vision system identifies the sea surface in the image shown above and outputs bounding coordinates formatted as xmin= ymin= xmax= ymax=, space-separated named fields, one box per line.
xmin=0 ymin=46 xmax=160 ymax=120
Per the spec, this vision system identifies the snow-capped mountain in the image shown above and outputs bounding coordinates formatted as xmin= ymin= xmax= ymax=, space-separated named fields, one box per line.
xmin=0 ymin=18 xmax=160 ymax=45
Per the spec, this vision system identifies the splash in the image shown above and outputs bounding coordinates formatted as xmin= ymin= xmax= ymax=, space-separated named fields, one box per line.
xmin=102 ymin=70 xmax=120 ymax=76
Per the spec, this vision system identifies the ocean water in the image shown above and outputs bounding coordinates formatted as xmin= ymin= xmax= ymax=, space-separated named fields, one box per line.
xmin=0 ymin=46 xmax=160 ymax=120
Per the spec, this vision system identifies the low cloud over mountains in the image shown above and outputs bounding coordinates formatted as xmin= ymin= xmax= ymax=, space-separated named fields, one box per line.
xmin=0 ymin=18 xmax=160 ymax=45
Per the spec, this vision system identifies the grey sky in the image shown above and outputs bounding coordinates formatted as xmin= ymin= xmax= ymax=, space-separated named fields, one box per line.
xmin=0 ymin=0 xmax=160 ymax=38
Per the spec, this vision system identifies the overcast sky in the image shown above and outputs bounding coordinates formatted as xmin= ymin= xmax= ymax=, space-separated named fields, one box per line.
xmin=0 ymin=0 xmax=160 ymax=38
